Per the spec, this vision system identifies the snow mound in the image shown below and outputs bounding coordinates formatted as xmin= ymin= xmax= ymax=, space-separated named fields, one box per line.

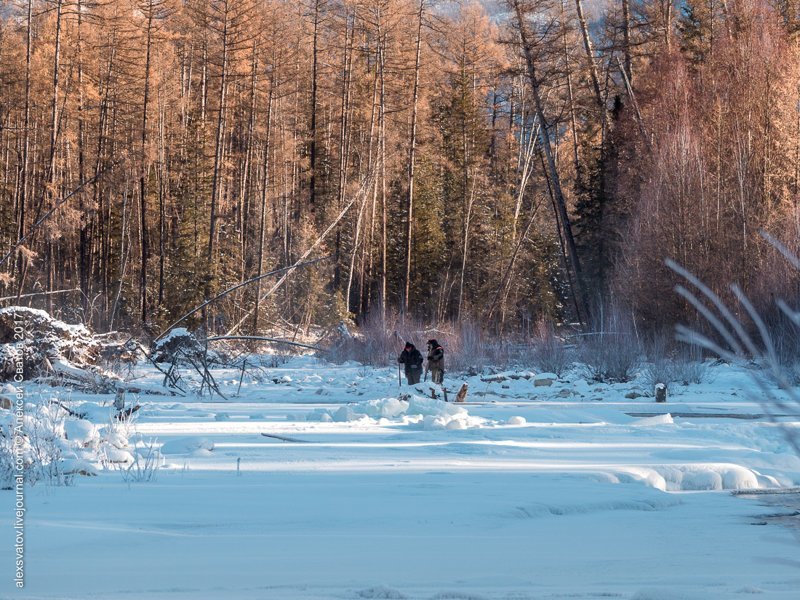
xmin=513 ymin=496 xmax=681 ymax=519
xmin=64 ymin=419 xmax=99 ymax=447
xmin=620 ymin=464 xmax=765 ymax=491
xmin=507 ymin=416 xmax=527 ymax=425
xmin=356 ymin=586 xmax=408 ymax=599
xmin=631 ymin=589 xmax=705 ymax=600
xmin=632 ymin=413 xmax=674 ymax=426
xmin=160 ymin=437 xmax=215 ymax=455
xmin=306 ymin=396 xmax=486 ymax=429
xmin=534 ymin=372 xmax=558 ymax=381
xmin=60 ymin=458 xmax=99 ymax=477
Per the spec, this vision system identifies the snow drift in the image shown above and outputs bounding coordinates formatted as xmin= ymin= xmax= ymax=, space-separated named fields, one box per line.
xmin=306 ymin=396 xmax=487 ymax=430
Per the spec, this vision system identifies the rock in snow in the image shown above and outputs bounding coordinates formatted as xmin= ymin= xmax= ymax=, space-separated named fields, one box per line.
xmin=534 ymin=372 xmax=557 ymax=386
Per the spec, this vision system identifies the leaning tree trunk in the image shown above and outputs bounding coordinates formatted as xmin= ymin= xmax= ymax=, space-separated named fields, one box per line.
xmin=509 ymin=0 xmax=589 ymax=325
xmin=573 ymin=0 xmax=603 ymax=111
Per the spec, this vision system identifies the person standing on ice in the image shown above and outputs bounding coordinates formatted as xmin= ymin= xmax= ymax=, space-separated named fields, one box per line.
xmin=398 ymin=342 xmax=424 ymax=385
xmin=426 ymin=339 xmax=444 ymax=384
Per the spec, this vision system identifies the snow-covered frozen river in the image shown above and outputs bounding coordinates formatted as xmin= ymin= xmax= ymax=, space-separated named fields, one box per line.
xmin=3 ymin=357 xmax=799 ymax=599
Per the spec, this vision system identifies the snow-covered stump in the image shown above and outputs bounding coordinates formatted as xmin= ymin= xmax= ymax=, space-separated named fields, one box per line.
xmin=655 ymin=383 xmax=667 ymax=403
xmin=151 ymin=328 xmax=207 ymax=364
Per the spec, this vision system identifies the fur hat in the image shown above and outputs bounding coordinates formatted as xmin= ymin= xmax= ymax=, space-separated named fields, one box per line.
xmin=404 ymin=342 xmax=414 ymax=350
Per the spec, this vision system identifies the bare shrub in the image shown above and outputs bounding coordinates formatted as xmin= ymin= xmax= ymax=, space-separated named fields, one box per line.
xmin=763 ymin=308 xmax=800 ymax=385
xmin=530 ymin=320 xmax=572 ymax=376
xmin=640 ymin=332 xmax=672 ymax=390
xmin=669 ymin=345 xmax=711 ymax=386
xmin=440 ymin=320 xmax=495 ymax=373
xmin=0 ymin=432 xmax=15 ymax=489
xmin=579 ymin=306 xmax=641 ymax=383
xmin=326 ymin=310 xmax=405 ymax=366
xmin=119 ymin=438 xmax=161 ymax=484
xmin=640 ymin=334 xmax=710 ymax=393
xmin=327 ymin=312 xmax=524 ymax=374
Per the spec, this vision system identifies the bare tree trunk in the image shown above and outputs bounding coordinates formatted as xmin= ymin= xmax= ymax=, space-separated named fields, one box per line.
xmin=240 ymin=41 xmax=259 ymax=283
xmin=77 ymin=0 xmax=91 ymax=317
xmin=378 ymin=17 xmax=387 ymax=326
xmin=404 ymin=0 xmax=425 ymax=314
xmin=207 ymin=2 xmax=230 ymax=276
xmin=662 ymin=0 xmax=672 ymax=50
xmin=139 ymin=5 xmax=155 ymax=324
xmin=15 ymin=0 xmax=33 ymax=298
xmin=356 ymin=60 xmax=380 ymax=316
xmin=309 ymin=0 xmax=321 ymax=210
xmin=562 ymin=0 xmax=581 ymax=181
xmin=44 ymin=0 xmax=65 ymax=313
xmin=335 ymin=12 xmax=354 ymax=290
xmin=457 ymin=57 xmax=471 ymax=319
xmin=253 ymin=83 xmax=274 ymax=332
xmin=157 ymin=83 xmax=167 ymax=307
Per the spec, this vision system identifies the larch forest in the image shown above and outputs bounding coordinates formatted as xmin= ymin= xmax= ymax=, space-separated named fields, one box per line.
xmin=0 ymin=0 xmax=798 ymax=341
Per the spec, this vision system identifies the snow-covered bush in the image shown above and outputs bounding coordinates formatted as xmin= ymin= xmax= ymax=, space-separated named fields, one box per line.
xmin=0 ymin=400 xmax=76 ymax=487
xmin=0 ymin=396 xmax=141 ymax=488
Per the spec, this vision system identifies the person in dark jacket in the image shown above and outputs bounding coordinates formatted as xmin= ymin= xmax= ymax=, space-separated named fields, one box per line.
xmin=426 ymin=339 xmax=444 ymax=384
xmin=398 ymin=342 xmax=424 ymax=385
